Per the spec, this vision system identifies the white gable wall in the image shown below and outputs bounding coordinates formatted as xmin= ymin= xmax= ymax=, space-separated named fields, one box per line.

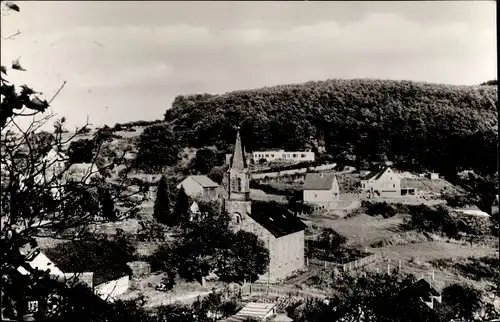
xmin=95 ymin=275 xmax=130 ymax=302
xmin=26 ymin=252 xmax=65 ymax=276
xmin=361 ymin=168 xmax=401 ymax=197
xmin=177 ymin=177 xmax=204 ymax=197
xmin=303 ymin=177 xmax=340 ymax=206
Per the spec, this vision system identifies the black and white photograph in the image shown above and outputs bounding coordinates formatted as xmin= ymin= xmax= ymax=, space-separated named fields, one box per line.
xmin=1 ymin=1 xmax=498 ymax=321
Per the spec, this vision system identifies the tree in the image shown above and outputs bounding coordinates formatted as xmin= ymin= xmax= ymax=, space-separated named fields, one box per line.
xmin=164 ymin=79 xmax=497 ymax=176
xmin=98 ymin=185 xmax=118 ymax=222
xmin=174 ymin=186 xmax=190 ymax=226
xmin=208 ymin=165 xmax=226 ymax=185
xmin=113 ymin=123 xmax=123 ymax=131
xmin=438 ymin=283 xmax=483 ymax=321
xmin=67 ymin=139 xmax=95 ymax=164
xmin=153 ymin=175 xmax=172 ymax=225
xmin=193 ymin=147 xmax=218 ymax=174
xmin=1 ymin=3 xmax=144 ymax=320
xmin=215 ymin=230 xmax=269 ymax=283
xmin=134 ymin=123 xmax=180 ymax=172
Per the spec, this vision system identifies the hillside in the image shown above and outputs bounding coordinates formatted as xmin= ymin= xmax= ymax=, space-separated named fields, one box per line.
xmin=163 ymin=78 xmax=498 ymax=176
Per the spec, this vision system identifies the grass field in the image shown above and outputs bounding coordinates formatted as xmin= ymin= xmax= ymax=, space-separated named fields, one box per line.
xmin=119 ymin=273 xmax=210 ymax=307
xmin=364 ymin=242 xmax=496 ymax=291
xmin=301 ymin=209 xmax=498 ymax=293
xmin=305 ymin=213 xmax=405 ymax=248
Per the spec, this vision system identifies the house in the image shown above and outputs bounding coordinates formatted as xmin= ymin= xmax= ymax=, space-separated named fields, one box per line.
xmin=302 ymin=173 xmax=340 ymax=209
xmin=177 ymin=175 xmax=220 ymax=200
xmin=224 ymin=129 xmax=306 ymax=282
xmin=428 ymin=173 xmax=439 ymax=180
xmin=252 ymin=150 xmax=315 ymax=164
xmin=219 ymin=302 xmax=277 ymax=321
xmin=19 ymin=240 xmax=131 ymax=302
xmin=399 ymin=278 xmax=441 ymax=310
xmin=359 ymin=166 xmax=401 ymax=198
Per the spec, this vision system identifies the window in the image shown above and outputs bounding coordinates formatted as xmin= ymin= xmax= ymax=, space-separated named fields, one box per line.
xmin=293 ymin=154 xmax=297 ymax=158
xmin=27 ymin=300 xmax=38 ymax=313
xmin=265 ymin=154 xmax=269 ymax=157
xmin=393 ymin=184 xmax=395 ymax=188
xmin=301 ymin=154 xmax=306 ymax=158
xmin=314 ymin=194 xmax=317 ymax=198
xmin=237 ymin=178 xmax=242 ymax=191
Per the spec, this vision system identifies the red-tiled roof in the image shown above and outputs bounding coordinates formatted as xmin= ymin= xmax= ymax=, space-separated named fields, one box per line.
xmin=303 ymin=173 xmax=337 ymax=190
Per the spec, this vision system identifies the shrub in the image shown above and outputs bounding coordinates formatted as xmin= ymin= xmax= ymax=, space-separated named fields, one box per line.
xmin=363 ymin=201 xmax=398 ymax=218
xmin=404 ymin=205 xmax=459 ymax=239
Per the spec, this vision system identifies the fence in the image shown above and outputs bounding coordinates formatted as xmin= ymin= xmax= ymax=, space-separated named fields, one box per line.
xmin=341 ymin=253 xmax=381 ymax=272
xmin=240 ymin=284 xmax=327 ymax=299
xmin=306 ymin=251 xmax=384 ymax=273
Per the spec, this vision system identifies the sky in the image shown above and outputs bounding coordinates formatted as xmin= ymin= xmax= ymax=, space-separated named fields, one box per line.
xmin=1 ymin=1 xmax=497 ymax=130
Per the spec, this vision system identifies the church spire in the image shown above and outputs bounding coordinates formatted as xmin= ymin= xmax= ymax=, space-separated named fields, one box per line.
xmin=231 ymin=126 xmax=247 ymax=170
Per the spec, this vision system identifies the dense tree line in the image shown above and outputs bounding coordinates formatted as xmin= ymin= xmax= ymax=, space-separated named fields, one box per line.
xmin=160 ymin=79 xmax=497 ymax=176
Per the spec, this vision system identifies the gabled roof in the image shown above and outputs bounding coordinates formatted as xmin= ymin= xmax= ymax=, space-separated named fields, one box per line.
xmin=249 ymin=201 xmax=306 ymax=238
xmin=360 ymin=166 xmax=390 ymax=181
xmin=412 ymin=278 xmax=440 ymax=297
xmin=235 ymin=302 xmax=276 ymax=319
xmin=42 ymin=241 xmax=132 ymax=286
xmin=189 ymin=175 xmax=219 ymax=188
xmin=230 ymin=128 xmax=247 ymax=170
xmin=303 ymin=173 xmax=337 ymax=190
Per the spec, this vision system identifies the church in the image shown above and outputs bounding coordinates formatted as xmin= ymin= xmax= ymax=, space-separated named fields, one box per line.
xmin=224 ymin=128 xmax=306 ymax=283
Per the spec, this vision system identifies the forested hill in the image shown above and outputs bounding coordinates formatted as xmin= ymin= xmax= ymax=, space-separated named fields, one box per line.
xmin=163 ymin=79 xmax=498 ymax=176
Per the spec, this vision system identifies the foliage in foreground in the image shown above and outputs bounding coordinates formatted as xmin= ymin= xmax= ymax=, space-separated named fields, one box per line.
xmin=289 ymin=271 xmax=496 ymax=322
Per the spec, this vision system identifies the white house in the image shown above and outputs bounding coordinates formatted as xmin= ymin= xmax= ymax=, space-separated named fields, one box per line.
xmin=359 ymin=166 xmax=401 ymax=198
xmin=177 ymin=175 xmax=221 ymax=200
xmin=252 ymin=150 xmax=315 ymax=164
xmin=302 ymin=173 xmax=340 ymax=209
xmin=18 ymin=240 xmax=131 ymax=302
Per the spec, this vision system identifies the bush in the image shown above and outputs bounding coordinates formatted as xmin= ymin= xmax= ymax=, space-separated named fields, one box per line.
xmin=363 ymin=201 xmax=399 ymax=218
xmin=404 ymin=205 xmax=459 ymax=239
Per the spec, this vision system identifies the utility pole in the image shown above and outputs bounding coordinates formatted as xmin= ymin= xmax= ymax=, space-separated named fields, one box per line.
xmin=267 ymin=234 xmax=270 ymax=294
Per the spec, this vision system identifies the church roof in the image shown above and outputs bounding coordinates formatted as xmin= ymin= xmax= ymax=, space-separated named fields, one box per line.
xmin=250 ymin=201 xmax=306 ymax=238
xmin=189 ymin=175 xmax=219 ymax=188
xmin=230 ymin=128 xmax=247 ymax=170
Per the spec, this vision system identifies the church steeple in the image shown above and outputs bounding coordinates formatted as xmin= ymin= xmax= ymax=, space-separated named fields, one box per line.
xmin=231 ymin=127 xmax=247 ymax=171
xmin=228 ymin=126 xmax=250 ymax=201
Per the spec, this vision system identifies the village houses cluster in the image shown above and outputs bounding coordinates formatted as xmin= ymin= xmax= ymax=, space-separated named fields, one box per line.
xmin=7 ymin=128 xmax=493 ymax=320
